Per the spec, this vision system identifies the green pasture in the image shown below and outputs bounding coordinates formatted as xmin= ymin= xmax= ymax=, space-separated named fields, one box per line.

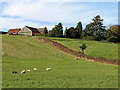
xmin=38 ymin=36 xmax=118 ymax=59
xmin=2 ymin=35 xmax=118 ymax=88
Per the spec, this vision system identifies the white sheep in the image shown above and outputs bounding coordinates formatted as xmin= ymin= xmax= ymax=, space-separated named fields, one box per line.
xmin=27 ymin=70 xmax=31 ymax=72
xmin=75 ymin=58 xmax=79 ymax=60
xmin=46 ymin=68 xmax=51 ymax=71
xmin=34 ymin=68 xmax=38 ymax=70
xmin=60 ymin=53 xmax=62 ymax=56
xmin=21 ymin=70 xmax=26 ymax=74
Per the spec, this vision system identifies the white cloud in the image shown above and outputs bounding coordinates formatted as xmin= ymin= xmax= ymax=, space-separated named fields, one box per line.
xmin=2 ymin=2 xmax=89 ymax=24
xmin=0 ymin=1 xmax=118 ymax=31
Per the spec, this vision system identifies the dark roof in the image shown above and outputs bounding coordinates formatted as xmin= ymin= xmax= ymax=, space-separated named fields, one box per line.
xmin=37 ymin=28 xmax=44 ymax=32
xmin=26 ymin=26 xmax=39 ymax=33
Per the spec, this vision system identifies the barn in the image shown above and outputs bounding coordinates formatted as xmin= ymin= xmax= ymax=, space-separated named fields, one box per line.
xmin=37 ymin=28 xmax=44 ymax=34
xmin=7 ymin=28 xmax=21 ymax=35
xmin=18 ymin=26 xmax=40 ymax=36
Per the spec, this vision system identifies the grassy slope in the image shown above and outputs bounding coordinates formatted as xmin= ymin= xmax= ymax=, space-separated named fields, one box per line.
xmin=39 ymin=36 xmax=118 ymax=59
xmin=2 ymin=35 xmax=118 ymax=88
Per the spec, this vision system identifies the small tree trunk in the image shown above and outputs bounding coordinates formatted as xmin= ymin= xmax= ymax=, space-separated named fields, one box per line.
xmin=82 ymin=49 xmax=84 ymax=54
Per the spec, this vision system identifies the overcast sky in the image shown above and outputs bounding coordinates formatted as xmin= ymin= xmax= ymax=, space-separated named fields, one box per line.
xmin=0 ymin=0 xmax=118 ymax=32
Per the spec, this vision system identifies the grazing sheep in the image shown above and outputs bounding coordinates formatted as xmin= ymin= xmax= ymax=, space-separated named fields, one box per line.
xmin=60 ymin=53 xmax=62 ymax=56
xmin=75 ymin=58 xmax=79 ymax=60
xmin=12 ymin=71 xmax=18 ymax=74
xmin=56 ymin=53 xmax=58 ymax=55
xmin=27 ymin=70 xmax=31 ymax=72
xmin=21 ymin=70 xmax=26 ymax=74
xmin=46 ymin=68 xmax=51 ymax=71
xmin=34 ymin=68 xmax=38 ymax=70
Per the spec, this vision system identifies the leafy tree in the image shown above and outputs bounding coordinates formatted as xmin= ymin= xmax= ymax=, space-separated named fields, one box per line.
xmin=48 ymin=30 xmax=52 ymax=36
xmin=64 ymin=27 xmax=68 ymax=37
xmin=79 ymin=44 xmax=87 ymax=54
xmin=66 ymin=27 xmax=78 ymax=38
xmin=84 ymin=15 xmax=106 ymax=40
xmin=51 ymin=27 xmax=56 ymax=37
xmin=81 ymin=30 xmax=87 ymax=38
xmin=54 ymin=23 xmax=63 ymax=37
xmin=43 ymin=27 xmax=48 ymax=35
xmin=109 ymin=25 xmax=120 ymax=40
xmin=76 ymin=22 xmax=82 ymax=38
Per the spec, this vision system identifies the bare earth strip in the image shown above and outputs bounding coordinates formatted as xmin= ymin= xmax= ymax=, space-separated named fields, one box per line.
xmin=33 ymin=37 xmax=119 ymax=65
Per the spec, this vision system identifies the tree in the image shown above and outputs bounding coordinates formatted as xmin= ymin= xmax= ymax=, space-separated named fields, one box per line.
xmin=64 ymin=27 xmax=68 ymax=37
xmin=79 ymin=44 xmax=87 ymax=54
xmin=105 ymin=25 xmax=120 ymax=42
xmin=76 ymin=22 xmax=82 ymax=38
xmin=51 ymin=27 xmax=56 ymax=37
xmin=43 ymin=27 xmax=48 ymax=35
xmin=54 ymin=23 xmax=63 ymax=37
xmin=84 ymin=15 xmax=106 ymax=40
xmin=81 ymin=30 xmax=87 ymax=38
xmin=109 ymin=25 xmax=120 ymax=39
xmin=66 ymin=27 xmax=78 ymax=38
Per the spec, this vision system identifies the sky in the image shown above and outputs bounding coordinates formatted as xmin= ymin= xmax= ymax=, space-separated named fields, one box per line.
xmin=0 ymin=0 xmax=119 ymax=32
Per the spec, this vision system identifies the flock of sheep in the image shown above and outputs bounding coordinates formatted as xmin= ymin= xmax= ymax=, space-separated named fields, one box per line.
xmin=12 ymin=52 xmax=79 ymax=74
xmin=12 ymin=67 xmax=51 ymax=74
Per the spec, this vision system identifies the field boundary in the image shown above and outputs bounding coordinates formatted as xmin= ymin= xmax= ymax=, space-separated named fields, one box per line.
xmin=33 ymin=37 xmax=119 ymax=65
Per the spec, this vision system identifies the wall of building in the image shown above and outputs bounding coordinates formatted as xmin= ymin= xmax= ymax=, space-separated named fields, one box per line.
xmin=18 ymin=26 xmax=32 ymax=36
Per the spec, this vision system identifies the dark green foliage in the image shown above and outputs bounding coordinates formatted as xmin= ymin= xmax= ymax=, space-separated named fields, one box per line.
xmin=84 ymin=15 xmax=106 ymax=40
xmin=81 ymin=30 xmax=87 ymax=38
xmin=79 ymin=44 xmax=87 ymax=54
xmin=104 ymin=29 xmax=113 ymax=39
xmin=54 ymin=23 xmax=63 ymax=37
xmin=82 ymin=36 xmax=95 ymax=40
xmin=64 ymin=27 xmax=68 ymax=37
xmin=34 ymin=33 xmax=42 ymax=36
xmin=43 ymin=27 xmax=48 ymax=35
xmin=66 ymin=27 xmax=78 ymax=38
xmin=107 ymin=36 xmax=118 ymax=43
xmin=48 ymin=30 xmax=54 ymax=37
xmin=51 ymin=27 xmax=56 ymax=36
xmin=76 ymin=22 xmax=82 ymax=38
xmin=109 ymin=25 xmax=120 ymax=41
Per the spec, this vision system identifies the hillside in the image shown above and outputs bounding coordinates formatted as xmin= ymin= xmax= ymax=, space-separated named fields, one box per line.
xmin=37 ymin=36 xmax=118 ymax=59
xmin=2 ymin=35 xmax=118 ymax=88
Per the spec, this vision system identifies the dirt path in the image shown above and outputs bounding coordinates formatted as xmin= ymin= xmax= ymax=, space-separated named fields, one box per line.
xmin=34 ymin=37 xmax=119 ymax=65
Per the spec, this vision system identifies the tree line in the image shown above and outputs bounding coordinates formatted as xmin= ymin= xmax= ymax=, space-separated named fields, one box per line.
xmin=43 ymin=15 xmax=120 ymax=43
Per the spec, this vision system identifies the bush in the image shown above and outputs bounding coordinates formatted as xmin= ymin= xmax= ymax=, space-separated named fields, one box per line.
xmin=107 ymin=36 xmax=118 ymax=42
xmin=94 ymin=36 xmax=102 ymax=41
xmin=34 ymin=33 xmax=42 ymax=36
xmin=83 ymin=36 xmax=95 ymax=40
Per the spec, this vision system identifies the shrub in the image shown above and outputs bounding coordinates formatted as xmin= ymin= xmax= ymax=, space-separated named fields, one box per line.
xmin=94 ymin=36 xmax=102 ymax=41
xmin=107 ymin=36 xmax=118 ymax=42
xmin=83 ymin=36 xmax=95 ymax=40
xmin=34 ymin=33 xmax=42 ymax=36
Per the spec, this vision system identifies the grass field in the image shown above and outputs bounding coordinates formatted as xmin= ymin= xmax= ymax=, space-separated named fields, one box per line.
xmin=37 ymin=36 xmax=118 ymax=59
xmin=2 ymin=35 xmax=118 ymax=88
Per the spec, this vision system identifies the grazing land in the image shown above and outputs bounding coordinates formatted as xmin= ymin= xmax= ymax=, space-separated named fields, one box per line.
xmin=37 ymin=36 xmax=118 ymax=59
xmin=2 ymin=35 xmax=118 ymax=88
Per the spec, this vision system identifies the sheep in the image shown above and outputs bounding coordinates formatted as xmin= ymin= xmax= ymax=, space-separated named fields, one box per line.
xmin=75 ymin=58 xmax=79 ymax=60
xmin=34 ymin=68 xmax=38 ymax=70
xmin=27 ymin=70 xmax=31 ymax=72
xmin=60 ymin=53 xmax=62 ymax=56
xmin=56 ymin=53 xmax=58 ymax=55
xmin=46 ymin=68 xmax=51 ymax=71
xmin=21 ymin=70 xmax=26 ymax=74
xmin=12 ymin=71 xmax=18 ymax=74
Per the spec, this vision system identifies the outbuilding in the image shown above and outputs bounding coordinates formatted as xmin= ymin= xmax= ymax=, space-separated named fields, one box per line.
xmin=18 ymin=26 xmax=40 ymax=36
xmin=37 ymin=28 xmax=44 ymax=34
xmin=8 ymin=28 xmax=21 ymax=35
